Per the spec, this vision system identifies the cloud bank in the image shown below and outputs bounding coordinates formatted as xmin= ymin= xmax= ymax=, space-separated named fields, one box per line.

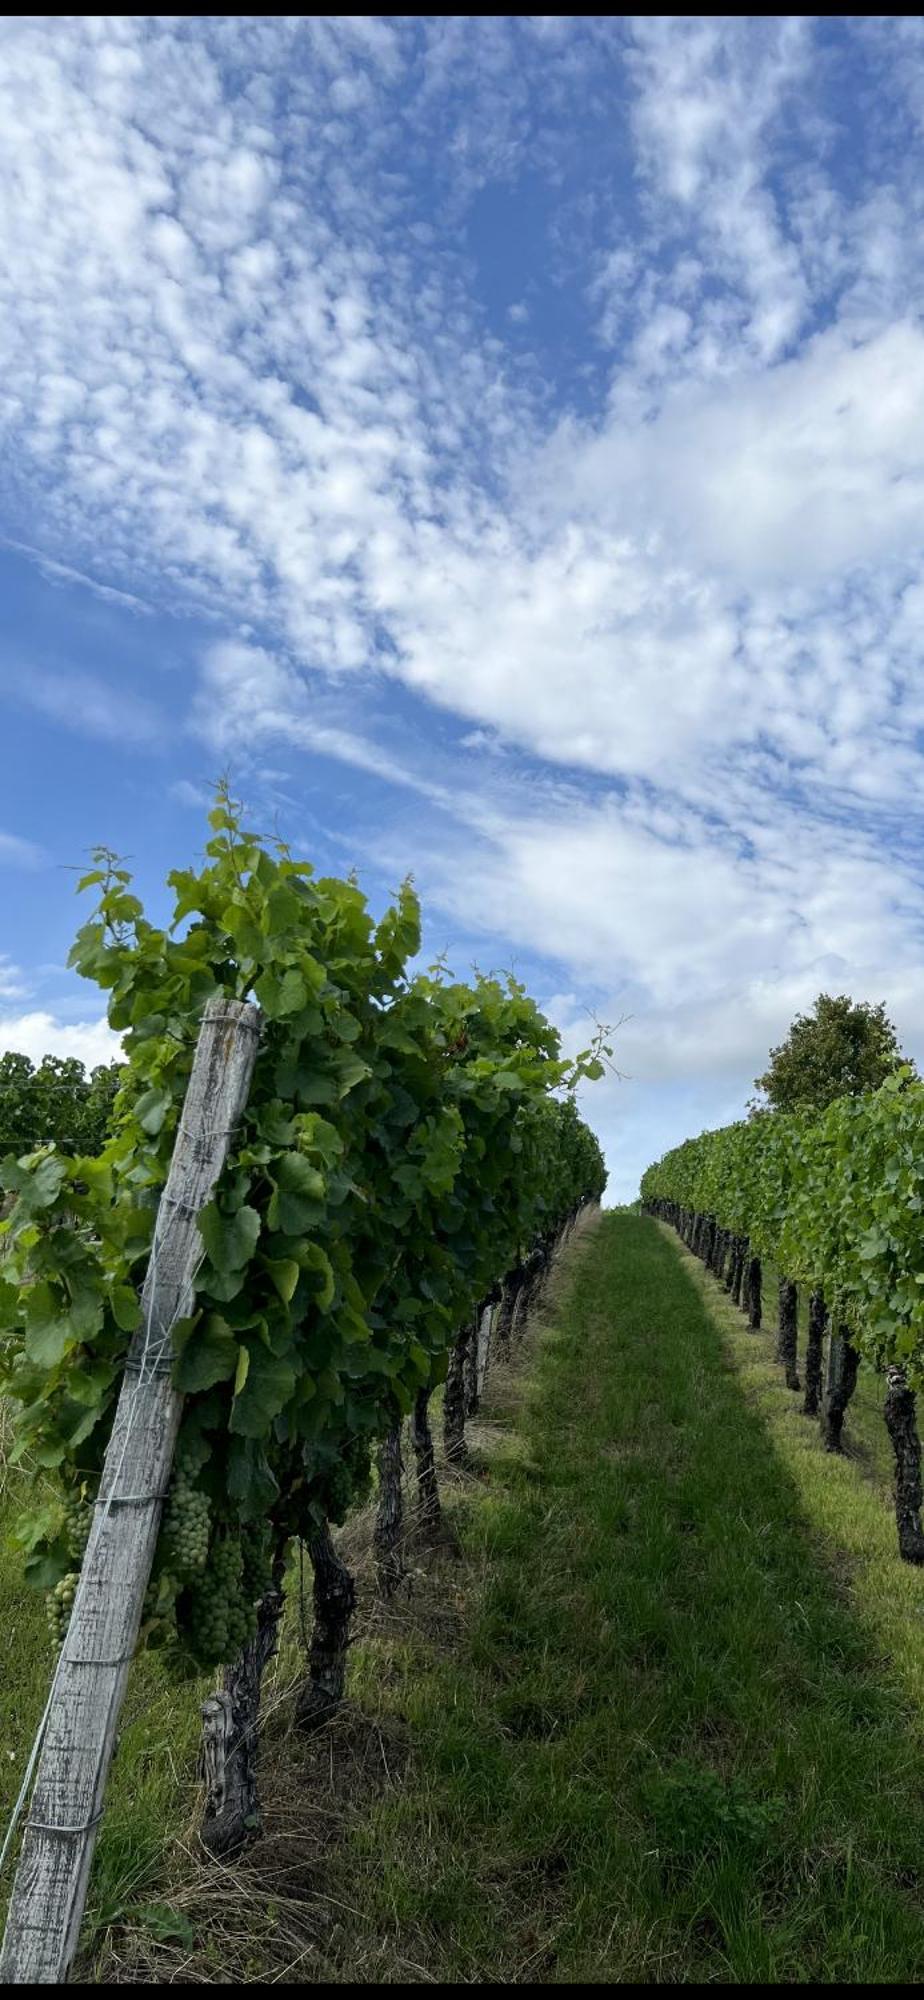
xmin=1 ymin=17 xmax=923 ymax=1194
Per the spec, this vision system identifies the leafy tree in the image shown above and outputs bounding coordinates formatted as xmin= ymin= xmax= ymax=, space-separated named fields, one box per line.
xmin=752 ymin=993 xmax=914 ymax=1117
xmin=0 ymin=1052 xmax=121 ymax=1158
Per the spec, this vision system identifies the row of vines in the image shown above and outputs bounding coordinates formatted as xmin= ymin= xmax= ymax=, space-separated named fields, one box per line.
xmin=0 ymin=791 xmax=606 ymax=1919
xmin=640 ymin=1074 xmax=924 ymax=1564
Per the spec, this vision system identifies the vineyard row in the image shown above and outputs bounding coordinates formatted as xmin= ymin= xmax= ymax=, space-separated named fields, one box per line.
xmin=0 ymin=792 xmax=606 ymax=1981
xmin=641 ymin=1074 xmax=924 ymax=1568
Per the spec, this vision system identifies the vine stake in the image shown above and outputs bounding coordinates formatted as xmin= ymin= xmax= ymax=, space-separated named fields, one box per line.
xmin=0 ymin=997 xmax=260 ymax=1986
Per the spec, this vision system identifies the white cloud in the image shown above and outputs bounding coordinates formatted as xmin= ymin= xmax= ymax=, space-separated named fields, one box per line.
xmin=0 ymin=534 xmax=153 ymax=615
xmin=0 ymin=833 xmax=44 ymax=870
xmin=622 ymin=15 xmax=813 ymax=364
xmin=2 ymin=18 xmax=924 ymax=1199
xmin=170 ymin=777 xmax=212 ymax=808
xmin=549 ymin=321 xmax=924 ymax=587
xmin=0 ymin=1011 xmax=122 ymax=1069
xmin=4 ymin=666 xmax=163 ymax=745
xmin=0 ymin=959 xmax=27 ymax=1001
xmin=370 ymin=787 xmax=924 ymax=1198
xmin=192 ymin=639 xmax=459 ymax=808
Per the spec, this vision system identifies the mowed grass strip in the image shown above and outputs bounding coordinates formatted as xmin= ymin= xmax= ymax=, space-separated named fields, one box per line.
xmin=341 ymin=1213 xmax=924 ymax=1984
xmin=54 ymin=1212 xmax=924 ymax=1984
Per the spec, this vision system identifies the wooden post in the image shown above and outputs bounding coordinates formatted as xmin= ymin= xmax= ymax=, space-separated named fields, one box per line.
xmin=0 ymin=997 xmax=260 ymax=1986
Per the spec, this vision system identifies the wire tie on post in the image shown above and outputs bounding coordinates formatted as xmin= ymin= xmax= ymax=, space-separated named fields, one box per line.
xmin=60 ymin=1653 xmax=137 ymax=1669
xmin=24 ymin=1809 xmax=104 ymax=1838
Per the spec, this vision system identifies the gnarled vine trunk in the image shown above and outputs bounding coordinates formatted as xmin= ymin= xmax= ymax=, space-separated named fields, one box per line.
xmin=724 ymin=1235 xmax=739 ymax=1295
xmin=803 ymin=1288 xmax=826 ymax=1417
xmin=444 ymin=1322 xmax=471 ymax=1466
xmin=520 ymin=1247 xmax=546 ymax=1325
xmin=476 ymin=1289 xmax=500 ymax=1398
xmin=884 ymin=1364 xmax=924 ymax=1563
xmin=508 ymin=1280 xmax=527 ymax=1345
xmin=512 ymin=1250 xmax=543 ymax=1343
xmin=200 ymin=1572 xmax=286 ymax=1858
xmin=410 ymin=1386 xmax=442 ymax=1534
xmin=821 ymin=1328 xmax=859 ymax=1453
xmin=735 ymin=1237 xmax=748 ymax=1309
xmin=494 ymin=1272 xmax=522 ymax=1358
xmin=776 ymin=1277 xmax=800 ymax=1389
xmin=374 ymin=1419 xmax=405 ymax=1597
xmin=463 ymin=1310 xmax=480 ymax=1417
xmin=295 ymin=1522 xmax=356 ymax=1733
xmin=747 ymin=1254 xmax=762 ymax=1331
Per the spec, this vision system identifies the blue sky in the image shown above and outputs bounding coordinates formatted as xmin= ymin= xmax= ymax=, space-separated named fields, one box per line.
xmin=2 ymin=15 xmax=924 ymax=1199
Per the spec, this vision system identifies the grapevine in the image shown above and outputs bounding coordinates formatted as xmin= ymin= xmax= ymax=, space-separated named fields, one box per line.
xmin=162 ymin=1463 xmax=211 ymax=1583
xmin=0 ymin=785 xmax=607 ymax=1673
xmin=640 ymin=1068 xmax=924 ymax=1385
xmin=46 ymin=1571 xmax=79 ymax=1652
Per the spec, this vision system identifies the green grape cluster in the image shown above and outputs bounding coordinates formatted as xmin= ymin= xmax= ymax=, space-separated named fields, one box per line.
xmin=46 ymin=1570 xmax=80 ymax=1650
xmin=323 ymin=1436 xmax=372 ymax=1526
xmin=241 ymin=1518 xmax=274 ymax=1611
xmin=63 ymin=1491 xmax=94 ymax=1563
xmin=184 ymin=1531 xmax=256 ymax=1667
xmin=163 ymin=1462 xmax=211 ymax=1581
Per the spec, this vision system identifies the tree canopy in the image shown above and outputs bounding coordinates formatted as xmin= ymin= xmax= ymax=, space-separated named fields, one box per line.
xmin=0 ymin=1052 xmax=121 ymax=1159
xmin=752 ymin=993 xmax=914 ymax=1116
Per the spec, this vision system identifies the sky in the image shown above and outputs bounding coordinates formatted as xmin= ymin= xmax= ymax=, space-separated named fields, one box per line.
xmin=2 ymin=15 xmax=924 ymax=1201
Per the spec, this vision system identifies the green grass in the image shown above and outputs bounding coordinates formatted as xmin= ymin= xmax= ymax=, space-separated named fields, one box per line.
xmin=340 ymin=1215 xmax=924 ymax=1982
xmin=758 ymin=1249 xmax=898 ymax=1499
xmin=17 ymin=1212 xmax=924 ymax=1983
xmin=0 ymin=1470 xmax=204 ymax=1949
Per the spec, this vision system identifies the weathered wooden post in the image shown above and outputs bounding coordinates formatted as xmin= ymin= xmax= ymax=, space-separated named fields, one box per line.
xmin=0 ymin=997 xmax=260 ymax=1986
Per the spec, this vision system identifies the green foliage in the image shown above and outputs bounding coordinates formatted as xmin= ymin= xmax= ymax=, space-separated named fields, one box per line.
xmin=640 ymin=1067 xmax=924 ymax=1385
xmin=753 ymin=992 xmax=913 ymax=1116
xmin=0 ymin=1051 xmax=120 ymax=1159
xmin=0 ymin=788 xmax=606 ymax=1669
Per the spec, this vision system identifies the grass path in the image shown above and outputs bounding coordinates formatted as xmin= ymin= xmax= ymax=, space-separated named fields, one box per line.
xmin=324 ymin=1211 xmax=924 ymax=1984
xmin=82 ymin=1214 xmax=924 ymax=1979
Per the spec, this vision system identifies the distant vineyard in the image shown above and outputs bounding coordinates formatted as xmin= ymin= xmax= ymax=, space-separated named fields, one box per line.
xmin=0 ymin=789 xmax=605 ymax=1980
xmin=641 ymin=1075 xmax=924 ymax=1564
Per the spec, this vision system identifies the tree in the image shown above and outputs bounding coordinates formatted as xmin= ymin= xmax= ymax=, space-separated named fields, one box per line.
xmin=0 ymin=1052 xmax=121 ymax=1158
xmin=752 ymin=993 xmax=915 ymax=1116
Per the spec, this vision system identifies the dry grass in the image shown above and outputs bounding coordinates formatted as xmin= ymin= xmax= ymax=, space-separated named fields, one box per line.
xmin=87 ymin=1232 xmax=599 ymax=1987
